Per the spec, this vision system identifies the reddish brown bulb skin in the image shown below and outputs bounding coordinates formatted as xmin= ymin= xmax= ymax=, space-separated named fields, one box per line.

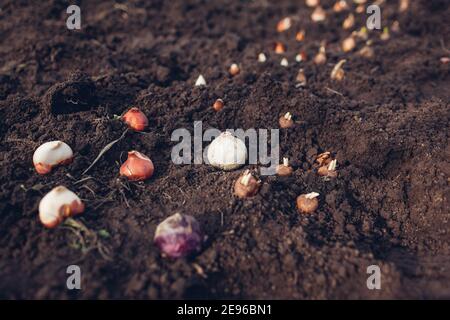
xmin=42 ymin=200 xmax=85 ymax=229
xmin=274 ymin=42 xmax=286 ymax=54
xmin=229 ymin=65 xmax=240 ymax=76
xmin=296 ymin=195 xmax=319 ymax=214
xmin=276 ymin=165 xmax=293 ymax=176
xmin=234 ymin=175 xmax=260 ymax=198
xmin=34 ymin=157 xmax=73 ymax=175
xmin=213 ymin=99 xmax=224 ymax=112
xmin=279 ymin=116 xmax=294 ymax=128
xmin=122 ymin=107 xmax=148 ymax=131
xmin=120 ymin=151 xmax=154 ymax=181
xmin=315 ymin=152 xmax=332 ymax=167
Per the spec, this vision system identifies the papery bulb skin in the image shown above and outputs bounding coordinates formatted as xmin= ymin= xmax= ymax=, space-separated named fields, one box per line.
xmin=296 ymin=193 xmax=320 ymax=214
xmin=122 ymin=107 xmax=148 ymax=131
xmin=120 ymin=151 xmax=154 ymax=181
xmin=154 ymin=213 xmax=203 ymax=258
xmin=234 ymin=171 xmax=260 ymax=198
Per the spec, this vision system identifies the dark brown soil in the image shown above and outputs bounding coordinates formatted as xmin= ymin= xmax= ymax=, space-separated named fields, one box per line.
xmin=0 ymin=0 xmax=449 ymax=299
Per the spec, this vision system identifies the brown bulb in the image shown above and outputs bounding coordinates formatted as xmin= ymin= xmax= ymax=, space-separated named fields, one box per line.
xmin=213 ymin=99 xmax=224 ymax=112
xmin=274 ymin=42 xmax=286 ymax=54
xmin=296 ymin=193 xmax=319 ymax=214
xmin=234 ymin=171 xmax=260 ymax=198
xmin=276 ymin=158 xmax=293 ymax=176
xmin=122 ymin=107 xmax=148 ymax=131
xmin=120 ymin=151 xmax=154 ymax=181
xmin=279 ymin=112 xmax=294 ymax=128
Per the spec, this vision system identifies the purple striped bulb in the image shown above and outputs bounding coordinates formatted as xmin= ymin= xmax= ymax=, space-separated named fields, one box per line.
xmin=154 ymin=213 xmax=202 ymax=258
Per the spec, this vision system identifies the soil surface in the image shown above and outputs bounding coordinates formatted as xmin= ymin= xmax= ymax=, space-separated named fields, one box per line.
xmin=0 ymin=0 xmax=449 ymax=299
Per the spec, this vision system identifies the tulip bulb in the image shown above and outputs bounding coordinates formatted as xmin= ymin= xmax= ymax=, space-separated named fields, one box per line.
xmin=154 ymin=213 xmax=203 ymax=258
xmin=274 ymin=42 xmax=286 ymax=54
xmin=277 ymin=17 xmax=292 ymax=32
xmin=213 ymin=98 xmax=224 ymax=112
xmin=343 ymin=14 xmax=355 ymax=30
xmin=207 ymin=132 xmax=247 ymax=171
xmin=306 ymin=0 xmax=320 ymax=7
xmin=314 ymin=45 xmax=327 ymax=65
xmin=229 ymin=63 xmax=240 ymax=76
xmin=342 ymin=36 xmax=356 ymax=52
xmin=39 ymin=186 xmax=85 ymax=228
xmin=122 ymin=107 xmax=148 ymax=131
xmin=311 ymin=6 xmax=326 ymax=22
xmin=33 ymin=141 xmax=73 ymax=174
xmin=120 ymin=151 xmax=154 ymax=181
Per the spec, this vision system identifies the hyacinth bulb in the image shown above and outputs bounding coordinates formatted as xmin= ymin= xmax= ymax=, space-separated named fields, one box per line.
xmin=154 ymin=213 xmax=203 ymax=258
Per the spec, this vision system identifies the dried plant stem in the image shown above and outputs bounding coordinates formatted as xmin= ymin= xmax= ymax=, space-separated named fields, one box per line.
xmin=82 ymin=129 xmax=128 ymax=175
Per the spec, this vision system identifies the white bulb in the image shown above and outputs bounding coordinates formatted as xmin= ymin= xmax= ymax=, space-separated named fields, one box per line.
xmin=311 ymin=7 xmax=326 ymax=22
xmin=306 ymin=0 xmax=320 ymax=7
xmin=39 ymin=186 xmax=84 ymax=228
xmin=258 ymin=53 xmax=267 ymax=63
xmin=207 ymin=132 xmax=247 ymax=170
xmin=280 ymin=58 xmax=289 ymax=67
xmin=195 ymin=75 xmax=206 ymax=86
xmin=33 ymin=141 xmax=73 ymax=174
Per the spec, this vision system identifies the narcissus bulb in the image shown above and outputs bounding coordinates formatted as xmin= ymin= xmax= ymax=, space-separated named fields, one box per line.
xmin=296 ymin=192 xmax=319 ymax=214
xmin=39 ymin=186 xmax=84 ymax=228
xmin=279 ymin=112 xmax=294 ymax=128
xmin=207 ymin=132 xmax=247 ymax=171
xmin=318 ymin=159 xmax=338 ymax=178
xmin=120 ymin=151 xmax=154 ymax=181
xmin=276 ymin=157 xmax=294 ymax=176
xmin=234 ymin=170 xmax=260 ymax=198
xmin=154 ymin=213 xmax=203 ymax=258
xmin=33 ymin=141 xmax=73 ymax=175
